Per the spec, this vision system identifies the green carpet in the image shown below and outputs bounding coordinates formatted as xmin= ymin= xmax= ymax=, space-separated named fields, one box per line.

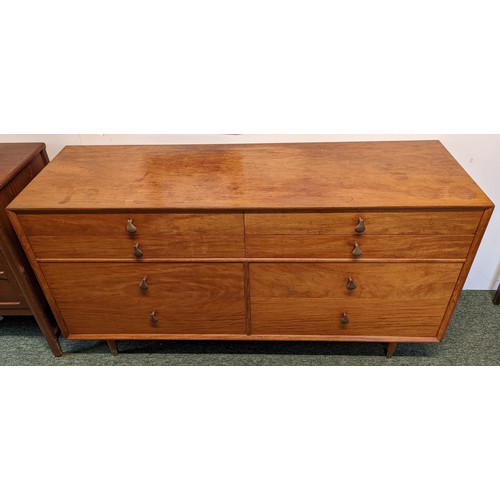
xmin=1 ymin=290 xmax=499 ymax=365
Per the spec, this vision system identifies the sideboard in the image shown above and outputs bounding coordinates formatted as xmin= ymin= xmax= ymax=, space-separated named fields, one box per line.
xmin=7 ymin=141 xmax=494 ymax=357
xmin=0 ymin=143 xmax=61 ymax=356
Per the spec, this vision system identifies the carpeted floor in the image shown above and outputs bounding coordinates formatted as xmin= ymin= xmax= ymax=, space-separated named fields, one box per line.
xmin=1 ymin=290 xmax=499 ymax=366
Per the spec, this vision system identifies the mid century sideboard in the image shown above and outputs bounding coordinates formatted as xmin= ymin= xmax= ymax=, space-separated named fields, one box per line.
xmin=7 ymin=141 xmax=494 ymax=357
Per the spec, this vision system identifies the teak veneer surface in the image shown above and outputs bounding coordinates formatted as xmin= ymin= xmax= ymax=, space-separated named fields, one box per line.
xmin=8 ymin=141 xmax=493 ymax=211
xmin=246 ymin=234 xmax=473 ymax=259
xmin=245 ymin=211 xmax=482 ymax=235
xmin=6 ymin=141 xmax=494 ymax=353
xmin=40 ymin=263 xmax=246 ymax=335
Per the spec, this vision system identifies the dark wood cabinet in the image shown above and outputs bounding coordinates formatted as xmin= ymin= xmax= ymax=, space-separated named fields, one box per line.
xmin=0 ymin=143 xmax=61 ymax=356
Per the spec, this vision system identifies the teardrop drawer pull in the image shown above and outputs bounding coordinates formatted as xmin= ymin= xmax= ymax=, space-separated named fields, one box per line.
xmin=347 ymin=277 xmax=356 ymax=290
xmin=354 ymin=217 xmax=365 ymax=233
xmin=133 ymin=243 xmax=144 ymax=258
xmin=139 ymin=277 xmax=148 ymax=290
xmin=340 ymin=312 xmax=350 ymax=325
xmin=127 ymin=219 xmax=138 ymax=233
xmin=352 ymin=243 xmax=362 ymax=257
xmin=150 ymin=311 xmax=159 ymax=324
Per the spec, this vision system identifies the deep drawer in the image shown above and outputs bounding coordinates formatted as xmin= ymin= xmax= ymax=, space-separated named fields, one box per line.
xmin=245 ymin=211 xmax=482 ymax=235
xmin=251 ymin=299 xmax=446 ymax=337
xmin=40 ymin=262 xmax=246 ymax=335
xmin=250 ymin=262 xmax=461 ymax=337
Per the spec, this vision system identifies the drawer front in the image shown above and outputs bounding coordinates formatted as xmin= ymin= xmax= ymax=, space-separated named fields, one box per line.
xmin=250 ymin=263 xmax=461 ymax=337
xmin=251 ymin=299 xmax=445 ymax=337
xmin=245 ymin=211 xmax=482 ymax=235
xmin=18 ymin=213 xmax=245 ymax=259
xmin=28 ymin=235 xmax=244 ymax=259
xmin=18 ymin=213 xmax=244 ymax=236
xmin=0 ymin=254 xmax=26 ymax=308
xmin=246 ymin=235 xmax=473 ymax=259
xmin=1 ymin=272 xmax=27 ymax=307
xmin=40 ymin=263 xmax=246 ymax=335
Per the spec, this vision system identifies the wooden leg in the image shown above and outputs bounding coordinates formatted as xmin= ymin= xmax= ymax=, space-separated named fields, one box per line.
xmin=107 ymin=340 xmax=119 ymax=356
xmin=386 ymin=342 xmax=398 ymax=359
xmin=31 ymin=308 xmax=63 ymax=357
xmin=493 ymin=283 xmax=500 ymax=305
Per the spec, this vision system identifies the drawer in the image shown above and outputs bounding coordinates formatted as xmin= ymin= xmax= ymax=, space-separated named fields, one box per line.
xmin=250 ymin=263 xmax=461 ymax=337
xmin=251 ymin=299 xmax=446 ymax=337
xmin=246 ymin=235 xmax=473 ymax=259
xmin=40 ymin=263 xmax=246 ymax=335
xmin=250 ymin=263 xmax=463 ymax=299
xmin=245 ymin=211 xmax=482 ymax=235
xmin=17 ymin=213 xmax=244 ymax=236
xmin=18 ymin=213 xmax=245 ymax=259
xmin=0 ymin=267 xmax=26 ymax=309
xmin=28 ymin=234 xmax=244 ymax=259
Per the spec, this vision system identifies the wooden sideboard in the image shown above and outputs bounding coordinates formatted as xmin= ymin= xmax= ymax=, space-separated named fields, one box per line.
xmin=6 ymin=141 xmax=493 ymax=357
xmin=0 ymin=143 xmax=61 ymax=356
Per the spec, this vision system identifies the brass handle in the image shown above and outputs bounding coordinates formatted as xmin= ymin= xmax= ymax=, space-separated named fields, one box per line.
xmin=340 ymin=312 xmax=349 ymax=325
xmin=127 ymin=219 xmax=137 ymax=234
xmin=139 ymin=277 xmax=148 ymax=290
xmin=127 ymin=219 xmax=137 ymax=233
xmin=133 ymin=243 xmax=144 ymax=258
xmin=352 ymin=243 xmax=362 ymax=257
xmin=150 ymin=311 xmax=158 ymax=324
xmin=354 ymin=217 xmax=365 ymax=233
xmin=347 ymin=277 xmax=356 ymax=290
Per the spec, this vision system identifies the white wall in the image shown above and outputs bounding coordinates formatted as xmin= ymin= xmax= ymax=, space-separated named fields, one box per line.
xmin=2 ymin=134 xmax=499 ymax=290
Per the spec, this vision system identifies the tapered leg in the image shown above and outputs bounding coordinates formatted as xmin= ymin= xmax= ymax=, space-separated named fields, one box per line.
xmin=386 ymin=342 xmax=398 ymax=359
xmin=37 ymin=316 xmax=63 ymax=357
xmin=107 ymin=340 xmax=119 ymax=356
xmin=493 ymin=283 xmax=500 ymax=305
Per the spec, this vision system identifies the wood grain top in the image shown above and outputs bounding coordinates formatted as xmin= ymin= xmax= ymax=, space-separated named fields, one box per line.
xmin=0 ymin=143 xmax=45 ymax=189
xmin=7 ymin=141 xmax=494 ymax=211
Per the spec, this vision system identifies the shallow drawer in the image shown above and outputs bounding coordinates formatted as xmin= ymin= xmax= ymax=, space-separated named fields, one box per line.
xmin=17 ymin=213 xmax=244 ymax=236
xmin=0 ymin=269 xmax=26 ymax=308
xmin=40 ymin=262 xmax=246 ymax=335
xmin=28 ymin=234 xmax=244 ymax=259
xmin=250 ymin=263 xmax=460 ymax=337
xmin=245 ymin=211 xmax=482 ymax=235
xmin=246 ymin=234 xmax=473 ymax=259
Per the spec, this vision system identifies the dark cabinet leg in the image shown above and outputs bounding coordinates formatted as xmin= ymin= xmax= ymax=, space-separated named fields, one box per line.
xmin=39 ymin=318 xmax=63 ymax=357
xmin=386 ymin=342 xmax=398 ymax=359
xmin=107 ymin=340 xmax=119 ymax=356
xmin=493 ymin=283 xmax=500 ymax=305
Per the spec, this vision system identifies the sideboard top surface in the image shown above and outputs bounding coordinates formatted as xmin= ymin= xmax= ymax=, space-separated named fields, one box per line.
xmin=7 ymin=141 xmax=493 ymax=211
